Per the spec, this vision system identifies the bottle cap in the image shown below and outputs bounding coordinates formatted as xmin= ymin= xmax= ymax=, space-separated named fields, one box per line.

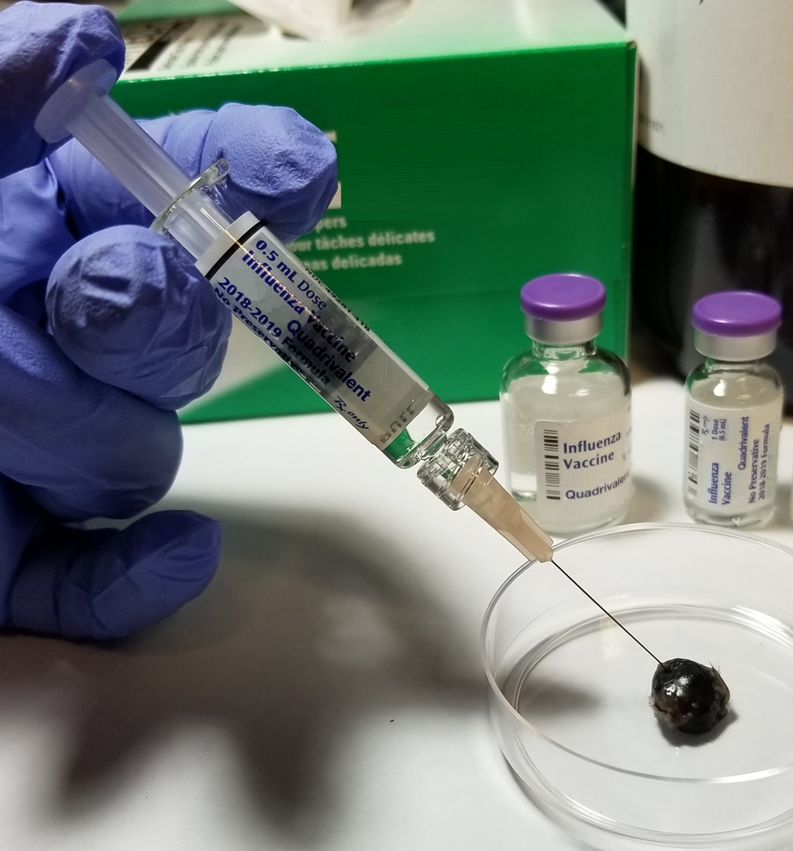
xmin=692 ymin=291 xmax=781 ymax=361
xmin=520 ymin=273 xmax=606 ymax=344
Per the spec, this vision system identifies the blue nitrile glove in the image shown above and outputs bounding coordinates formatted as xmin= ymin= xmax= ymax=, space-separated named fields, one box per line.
xmin=0 ymin=2 xmax=337 ymax=639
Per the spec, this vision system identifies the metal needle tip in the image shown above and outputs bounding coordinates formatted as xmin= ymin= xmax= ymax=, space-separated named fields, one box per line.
xmin=550 ymin=558 xmax=665 ymax=668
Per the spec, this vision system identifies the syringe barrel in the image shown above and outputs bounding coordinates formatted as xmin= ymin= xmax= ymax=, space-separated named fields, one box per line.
xmin=194 ymin=211 xmax=452 ymax=466
xmin=34 ymin=61 xmax=555 ymax=559
xmin=36 ymin=60 xmax=451 ymax=466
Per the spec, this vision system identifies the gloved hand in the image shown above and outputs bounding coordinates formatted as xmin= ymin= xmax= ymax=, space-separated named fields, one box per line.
xmin=0 ymin=2 xmax=337 ymax=639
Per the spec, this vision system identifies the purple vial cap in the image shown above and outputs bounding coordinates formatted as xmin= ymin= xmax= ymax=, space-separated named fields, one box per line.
xmin=692 ymin=291 xmax=782 ymax=337
xmin=520 ymin=274 xmax=606 ymax=321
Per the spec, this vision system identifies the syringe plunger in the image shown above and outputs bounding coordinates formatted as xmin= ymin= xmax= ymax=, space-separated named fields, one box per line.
xmin=35 ymin=59 xmax=231 ymax=259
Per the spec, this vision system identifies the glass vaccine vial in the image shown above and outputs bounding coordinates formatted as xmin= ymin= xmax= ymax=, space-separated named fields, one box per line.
xmin=500 ymin=274 xmax=632 ymax=534
xmin=684 ymin=291 xmax=783 ymax=528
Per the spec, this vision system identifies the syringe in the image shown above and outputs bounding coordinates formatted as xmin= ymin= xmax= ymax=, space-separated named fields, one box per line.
xmin=35 ymin=59 xmax=554 ymax=564
xmin=35 ymin=60 xmax=668 ymax=668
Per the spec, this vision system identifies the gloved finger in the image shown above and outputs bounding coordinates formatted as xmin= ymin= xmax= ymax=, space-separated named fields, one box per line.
xmin=0 ymin=303 xmax=182 ymax=521
xmin=49 ymin=103 xmax=338 ymax=244
xmin=47 ymin=225 xmax=231 ymax=410
xmin=7 ymin=510 xmax=220 ymax=640
xmin=0 ymin=162 xmax=77 ymax=308
xmin=0 ymin=2 xmax=124 ymax=178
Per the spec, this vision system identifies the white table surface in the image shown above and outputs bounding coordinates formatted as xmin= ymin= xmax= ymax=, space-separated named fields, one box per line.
xmin=5 ymin=361 xmax=793 ymax=850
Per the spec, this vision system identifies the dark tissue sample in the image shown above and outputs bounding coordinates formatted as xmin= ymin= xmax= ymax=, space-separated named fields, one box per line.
xmin=651 ymin=658 xmax=730 ymax=735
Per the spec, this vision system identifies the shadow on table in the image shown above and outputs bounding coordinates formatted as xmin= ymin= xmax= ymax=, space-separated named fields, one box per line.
xmin=0 ymin=503 xmax=481 ymax=841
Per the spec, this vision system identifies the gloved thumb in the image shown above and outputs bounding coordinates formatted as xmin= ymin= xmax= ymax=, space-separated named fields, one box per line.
xmin=7 ymin=511 xmax=221 ymax=639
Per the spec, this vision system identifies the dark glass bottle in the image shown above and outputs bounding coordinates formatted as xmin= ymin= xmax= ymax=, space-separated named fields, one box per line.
xmin=633 ymin=148 xmax=793 ymax=394
xmin=628 ymin=1 xmax=793 ymax=399
xmin=598 ymin=0 xmax=625 ymax=24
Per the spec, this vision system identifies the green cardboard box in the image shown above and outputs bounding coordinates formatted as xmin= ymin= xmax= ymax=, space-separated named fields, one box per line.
xmin=114 ymin=0 xmax=635 ymax=423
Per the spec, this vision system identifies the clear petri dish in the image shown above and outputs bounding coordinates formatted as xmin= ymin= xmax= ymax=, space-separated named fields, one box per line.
xmin=481 ymin=523 xmax=793 ymax=851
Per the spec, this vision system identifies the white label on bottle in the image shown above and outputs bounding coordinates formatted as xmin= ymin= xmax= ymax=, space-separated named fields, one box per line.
xmin=208 ymin=228 xmax=432 ymax=450
xmin=627 ymin=0 xmax=793 ymax=187
xmin=535 ymin=401 xmax=632 ymax=522
xmin=685 ymin=398 xmax=782 ymax=512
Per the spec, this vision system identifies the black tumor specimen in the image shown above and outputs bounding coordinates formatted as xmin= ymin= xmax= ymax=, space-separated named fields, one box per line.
xmin=651 ymin=658 xmax=730 ymax=735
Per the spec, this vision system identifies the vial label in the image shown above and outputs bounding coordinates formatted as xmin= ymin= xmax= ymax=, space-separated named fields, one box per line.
xmin=685 ymin=398 xmax=782 ymax=513
xmin=535 ymin=401 xmax=632 ymax=523
xmin=208 ymin=228 xmax=432 ymax=450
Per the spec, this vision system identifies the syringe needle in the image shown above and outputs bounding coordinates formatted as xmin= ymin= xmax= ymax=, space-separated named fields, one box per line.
xmin=550 ymin=558 xmax=665 ymax=668
xmin=460 ymin=470 xmax=664 ymax=666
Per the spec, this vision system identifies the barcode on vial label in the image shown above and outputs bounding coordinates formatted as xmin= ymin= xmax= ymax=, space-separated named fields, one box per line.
xmin=542 ymin=428 xmax=561 ymax=500
xmin=687 ymin=408 xmax=701 ymax=496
